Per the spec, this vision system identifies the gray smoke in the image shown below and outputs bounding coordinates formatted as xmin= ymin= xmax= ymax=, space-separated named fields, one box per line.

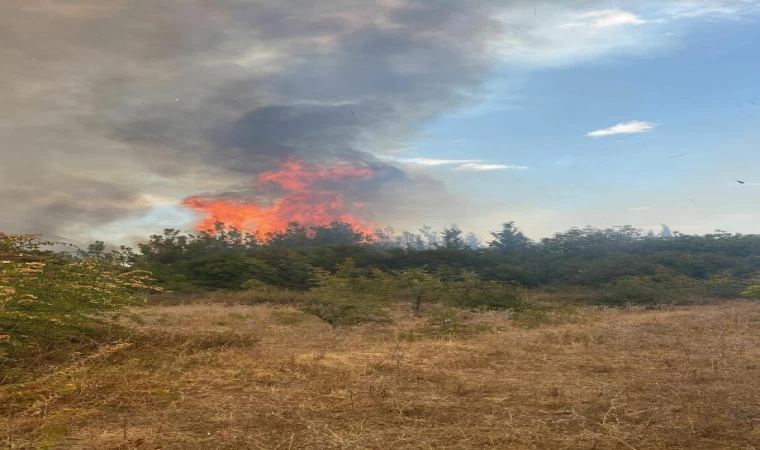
xmin=1 ymin=0 xmax=595 ymax=241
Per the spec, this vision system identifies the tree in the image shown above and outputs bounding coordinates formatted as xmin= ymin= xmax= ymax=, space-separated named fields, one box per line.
xmin=193 ymin=221 xmax=260 ymax=251
xmin=395 ymin=268 xmax=443 ymax=315
xmin=310 ymin=222 xmax=367 ymax=246
xmin=84 ymin=241 xmax=106 ymax=259
xmin=302 ymin=260 xmax=389 ymax=326
xmin=419 ymin=225 xmax=440 ymax=249
xmin=441 ymin=225 xmax=465 ymax=250
xmin=465 ymin=232 xmax=482 ymax=249
xmin=489 ymin=222 xmax=530 ymax=254
xmin=138 ymin=228 xmax=191 ymax=264
xmin=267 ymin=222 xmax=310 ymax=248
xmin=398 ymin=231 xmax=424 ymax=249
xmin=373 ymin=226 xmax=396 ymax=249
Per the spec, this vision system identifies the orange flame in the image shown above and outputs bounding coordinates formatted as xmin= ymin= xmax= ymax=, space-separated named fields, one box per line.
xmin=182 ymin=159 xmax=376 ymax=236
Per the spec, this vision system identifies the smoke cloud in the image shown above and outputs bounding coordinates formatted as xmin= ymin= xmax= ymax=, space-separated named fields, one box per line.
xmin=1 ymin=0 xmax=596 ymax=241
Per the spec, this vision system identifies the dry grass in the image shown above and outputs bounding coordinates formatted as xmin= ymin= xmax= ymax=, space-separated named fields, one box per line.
xmin=3 ymin=300 xmax=760 ymax=449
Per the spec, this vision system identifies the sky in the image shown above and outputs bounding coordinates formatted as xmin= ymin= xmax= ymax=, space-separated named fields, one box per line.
xmin=2 ymin=0 xmax=760 ymax=244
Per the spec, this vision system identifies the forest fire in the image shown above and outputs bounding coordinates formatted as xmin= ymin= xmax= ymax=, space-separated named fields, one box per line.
xmin=182 ymin=159 xmax=377 ymax=236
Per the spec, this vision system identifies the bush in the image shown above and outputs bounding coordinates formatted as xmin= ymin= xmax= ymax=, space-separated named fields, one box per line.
xmin=699 ymin=271 xmax=747 ymax=298
xmin=300 ymin=263 xmax=390 ymax=326
xmin=0 ymin=233 xmax=159 ymax=352
xmin=446 ymin=271 xmax=528 ymax=311
xmin=394 ymin=268 xmax=444 ymax=315
xmin=301 ymin=296 xmax=389 ymax=327
xmin=743 ymin=285 xmax=760 ymax=298
xmin=595 ymin=268 xmax=694 ymax=306
xmin=241 ymin=279 xmax=277 ymax=291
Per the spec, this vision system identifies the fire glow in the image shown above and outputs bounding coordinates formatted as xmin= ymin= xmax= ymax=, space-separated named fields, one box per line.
xmin=182 ymin=159 xmax=377 ymax=236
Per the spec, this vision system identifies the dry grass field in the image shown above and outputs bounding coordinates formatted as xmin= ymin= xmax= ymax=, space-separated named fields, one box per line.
xmin=3 ymin=299 xmax=760 ymax=449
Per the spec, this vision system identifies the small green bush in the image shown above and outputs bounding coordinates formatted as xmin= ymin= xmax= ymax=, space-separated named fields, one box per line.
xmin=743 ymin=285 xmax=760 ymax=298
xmin=446 ymin=271 xmax=528 ymax=311
xmin=301 ymin=263 xmax=390 ymax=326
xmin=241 ymin=279 xmax=277 ymax=291
xmin=301 ymin=296 xmax=389 ymax=327
xmin=1 ymin=233 xmax=159 ymax=352
xmin=596 ymin=268 xmax=693 ymax=306
xmin=394 ymin=268 xmax=444 ymax=315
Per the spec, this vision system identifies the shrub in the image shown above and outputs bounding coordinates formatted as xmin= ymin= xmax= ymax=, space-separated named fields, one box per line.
xmin=241 ymin=279 xmax=277 ymax=291
xmin=596 ymin=268 xmax=694 ymax=306
xmin=699 ymin=271 xmax=747 ymax=298
xmin=446 ymin=271 xmax=528 ymax=311
xmin=0 ymin=233 xmax=159 ymax=352
xmin=394 ymin=268 xmax=444 ymax=315
xmin=743 ymin=285 xmax=760 ymax=298
xmin=301 ymin=296 xmax=389 ymax=327
xmin=301 ymin=264 xmax=390 ymax=326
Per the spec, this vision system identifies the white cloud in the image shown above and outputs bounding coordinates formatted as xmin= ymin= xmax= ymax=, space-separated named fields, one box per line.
xmin=454 ymin=163 xmax=528 ymax=171
xmin=489 ymin=1 xmax=758 ymax=71
xmin=383 ymin=157 xmax=526 ymax=171
xmin=392 ymin=158 xmax=483 ymax=166
xmin=587 ymin=121 xmax=657 ymax=137
xmin=490 ymin=5 xmax=658 ymax=70
xmin=628 ymin=206 xmax=653 ymax=211
xmin=563 ymin=10 xmax=646 ymax=28
xmin=666 ymin=0 xmax=760 ymax=19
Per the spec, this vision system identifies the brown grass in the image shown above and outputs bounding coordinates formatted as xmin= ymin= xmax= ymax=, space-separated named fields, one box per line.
xmin=3 ymin=300 xmax=760 ymax=449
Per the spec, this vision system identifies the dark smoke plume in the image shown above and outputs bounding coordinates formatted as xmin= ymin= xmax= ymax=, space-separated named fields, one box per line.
xmin=0 ymin=0 xmax=596 ymax=241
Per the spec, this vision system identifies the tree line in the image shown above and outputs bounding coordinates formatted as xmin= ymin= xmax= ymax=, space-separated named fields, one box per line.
xmin=77 ymin=220 xmax=760 ymax=300
xmin=4 ymin=221 xmax=760 ymax=353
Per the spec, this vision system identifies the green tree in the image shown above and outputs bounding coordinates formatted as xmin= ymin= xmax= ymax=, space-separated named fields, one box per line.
xmin=447 ymin=271 xmax=527 ymax=310
xmin=310 ymin=222 xmax=368 ymax=246
xmin=302 ymin=260 xmax=388 ymax=326
xmin=395 ymin=268 xmax=443 ymax=315
xmin=441 ymin=224 xmax=465 ymax=250
xmin=489 ymin=222 xmax=531 ymax=254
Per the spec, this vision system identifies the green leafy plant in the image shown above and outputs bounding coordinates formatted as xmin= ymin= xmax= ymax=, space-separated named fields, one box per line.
xmin=395 ymin=268 xmax=443 ymax=315
xmin=301 ymin=262 xmax=390 ymax=327
xmin=241 ymin=279 xmax=277 ymax=291
xmin=597 ymin=268 xmax=694 ymax=306
xmin=743 ymin=285 xmax=760 ymax=298
xmin=446 ymin=271 xmax=528 ymax=311
xmin=1 ymin=233 xmax=160 ymax=350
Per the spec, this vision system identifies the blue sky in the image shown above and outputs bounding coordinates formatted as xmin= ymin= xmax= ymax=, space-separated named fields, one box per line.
xmin=386 ymin=2 xmax=760 ymax=237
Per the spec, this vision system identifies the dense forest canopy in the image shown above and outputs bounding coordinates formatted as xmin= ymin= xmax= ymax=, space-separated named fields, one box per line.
xmin=79 ymin=221 xmax=760 ymax=301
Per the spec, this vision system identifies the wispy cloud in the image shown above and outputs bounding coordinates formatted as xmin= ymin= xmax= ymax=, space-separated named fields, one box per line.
xmin=491 ymin=6 xmax=656 ymax=69
xmin=387 ymin=157 xmax=526 ymax=171
xmin=491 ymin=1 xmax=756 ymax=72
xmin=563 ymin=10 xmax=646 ymax=28
xmin=667 ymin=0 xmax=760 ymax=19
xmin=454 ymin=163 xmax=528 ymax=171
xmin=628 ymin=206 xmax=653 ymax=211
xmin=393 ymin=158 xmax=482 ymax=167
xmin=587 ymin=121 xmax=657 ymax=137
